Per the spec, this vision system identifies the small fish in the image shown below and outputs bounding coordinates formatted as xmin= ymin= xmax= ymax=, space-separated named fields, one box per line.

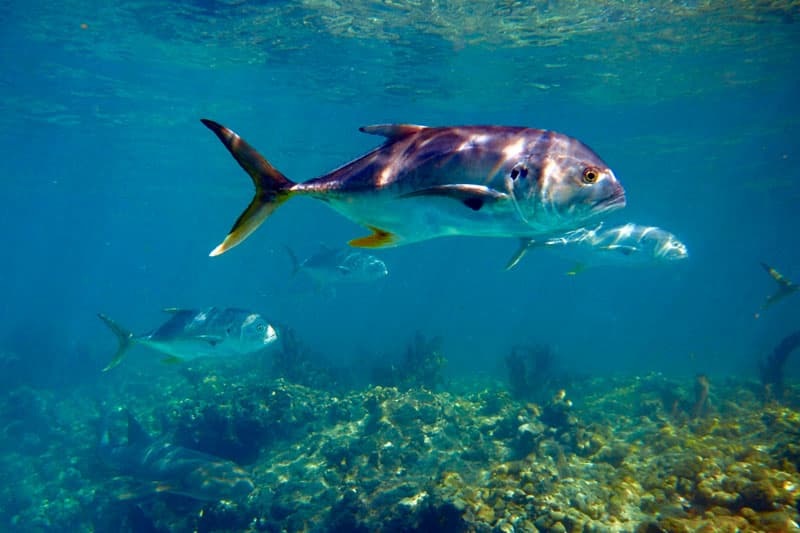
xmin=506 ymin=222 xmax=689 ymax=271
xmin=201 ymin=120 xmax=626 ymax=256
xmin=98 ymin=307 xmax=278 ymax=371
xmin=99 ymin=411 xmax=254 ymax=502
xmin=285 ymin=245 xmax=388 ymax=287
xmin=758 ymin=262 xmax=799 ymax=312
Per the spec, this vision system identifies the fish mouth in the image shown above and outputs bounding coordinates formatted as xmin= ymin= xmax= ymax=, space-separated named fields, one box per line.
xmin=264 ymin=325 xmax=278 ymax=344
xmin=594 ymin=191 xmax=626 ymax=213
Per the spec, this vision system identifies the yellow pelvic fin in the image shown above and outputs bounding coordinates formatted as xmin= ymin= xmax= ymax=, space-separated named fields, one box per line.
xmin=348 ymin=226 xmax=396 ymax=248
xmin=161 ymin=355 xmax=183 ymax=365
xmin=567 ymin=262 xmax=587 ymax=276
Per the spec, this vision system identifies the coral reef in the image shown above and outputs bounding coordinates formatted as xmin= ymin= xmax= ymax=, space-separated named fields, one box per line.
xmin=505 ymin=343 xmax=558 ymax=402
xmin=269 ymin=325 xmax=352 ymax=393
xmin=370 ymin=332 xmax=447 ymax=391
xmin=691 ymin=374 xmax=710 ymax=418
xmin=1 ymin=363 xmax=800 ymax=532
xmin=760 ymin=328 xmax=800 ymax=400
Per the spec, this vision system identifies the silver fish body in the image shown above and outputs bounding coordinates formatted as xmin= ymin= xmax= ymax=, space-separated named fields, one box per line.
xmin=201 ymin=120 xmax=626 ymax=255
xmin=506 ymin=222 xmax=688 ymax=271
xmin=287 ymin=246 xmax=388 ymax=285
xmin=546 ymin=223 xmax=689 ymax=262
xmin=98 ymin=307 xmax=278 ymax=371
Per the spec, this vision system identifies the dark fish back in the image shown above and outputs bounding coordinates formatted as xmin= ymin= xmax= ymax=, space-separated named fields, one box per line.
xmin=300 ymin=126 xmax=537 ymax=193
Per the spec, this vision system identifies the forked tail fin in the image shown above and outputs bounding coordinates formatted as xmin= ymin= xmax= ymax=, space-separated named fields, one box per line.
xmin=283 ymin=245 xmax=301 ymax=275
xmin=201 ymin=119 xmax=297 ymax=256
xmin=760 ymin=262 xmax=799 ymax=311
xmin=97 ymin=313 xmax=135 ymax=372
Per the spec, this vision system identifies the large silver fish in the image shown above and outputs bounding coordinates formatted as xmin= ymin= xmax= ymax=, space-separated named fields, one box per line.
xmin=98 ymin=307 xmax=278 ymax=371
xmin=201 ymin=120 xmax=626 ymax=256
xmin=285 ymin=245 xmax=388 ymax=286
xmin=506 ymin=223 xmax=689 ymax=271
xmin=99 ymin=411 xmax=254 ymax=502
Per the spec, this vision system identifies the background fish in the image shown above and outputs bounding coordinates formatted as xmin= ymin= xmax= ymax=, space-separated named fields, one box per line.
xmin=98 ymin=307 xmax=278 ymax=371
xmin=201 ymin=120 xmax=626 ymax=256
xmin=507 ymin=223 xmax=689 ymax=271
xmin=285 ymin=245 xmax=388 ymax=288
xmin=758 ymin=262 xmax=799 ymax=313
xmin=98 ymin=411 xmax=254 ymax=502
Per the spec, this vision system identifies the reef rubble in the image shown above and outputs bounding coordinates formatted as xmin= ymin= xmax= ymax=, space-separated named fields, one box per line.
xmin=1 ymin=360 xmax=800 ymax=532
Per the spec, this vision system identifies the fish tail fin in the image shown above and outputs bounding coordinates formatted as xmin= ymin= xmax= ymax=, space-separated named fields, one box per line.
xmin=97 ymin=313 xmax=135 ymax=372
xmin=759 ymin=262 xmax=797 ymax=310
xmin=201 ymin=119 xmax=297 ymax=256
xmin=283 ymin=245 xmax=301 ymax=275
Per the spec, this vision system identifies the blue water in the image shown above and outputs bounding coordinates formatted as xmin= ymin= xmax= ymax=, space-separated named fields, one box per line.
xmin=1 ymin=1 xmax=800 ymax=529
xmin=3 ymin=1 xmax=797 ymax=379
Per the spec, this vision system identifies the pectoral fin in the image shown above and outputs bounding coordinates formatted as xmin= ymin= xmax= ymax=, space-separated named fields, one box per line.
xmin=505 ymin=238 xmax=537 ymax=271
xmin=600 ymin=244 xmax=637 ymax=256
xmin=567 ymin=262 xmax=588 ymax=276
xmin=195 ymin=335 xmax=224 ymax=346
xmin=349 ymin=226 xmax=396 ymax=248
xmin=399 ymin=184 xmax=509 ymax=212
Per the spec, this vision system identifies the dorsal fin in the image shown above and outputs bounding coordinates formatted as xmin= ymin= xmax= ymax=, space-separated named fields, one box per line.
xmin=761 ymin=262 xmax=795 ymax=290
xmin=358 ymin=124 xmax=427 ymax=140
xmin=126 ymin=411 xmax=153 ymax=446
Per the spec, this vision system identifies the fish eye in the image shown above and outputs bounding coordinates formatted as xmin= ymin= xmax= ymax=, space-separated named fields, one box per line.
xmin=582 ymin=167 xmax=599 ymax=184
xmin=510 ymin=165 xmax=529 ymax=181
xmin=256 ymin=324 xmax=265 ymax=332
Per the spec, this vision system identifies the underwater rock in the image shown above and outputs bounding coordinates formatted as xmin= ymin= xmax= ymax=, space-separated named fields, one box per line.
xmin=738 ymin=479 xmax=780 ymax=511
xmin=515 ymin=422 xmax=541 ymax=458
xmin=540 ymin=389 xmax=576 ymax=430
xmin=594 ymin=441 xmax=630 ymax=468
xmin=167 ymin=378 xmax=329 ymax=465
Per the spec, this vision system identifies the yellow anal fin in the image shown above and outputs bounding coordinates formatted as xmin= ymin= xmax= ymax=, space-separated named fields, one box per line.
xmin=349 ymin=226 xmax=396 ymax=248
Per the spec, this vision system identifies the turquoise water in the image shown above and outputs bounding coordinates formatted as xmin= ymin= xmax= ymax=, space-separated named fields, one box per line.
xmin=2 ymin=1 xmax=800 ymax=531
